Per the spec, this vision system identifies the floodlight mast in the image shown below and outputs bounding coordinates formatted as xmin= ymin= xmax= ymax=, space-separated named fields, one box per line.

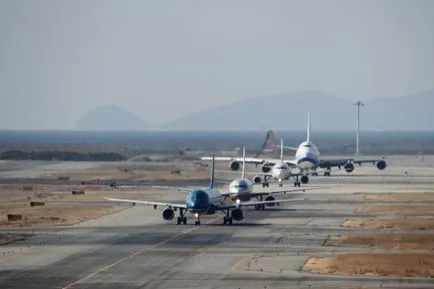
xmin=354 ymin=101 xmax=364 ymax=156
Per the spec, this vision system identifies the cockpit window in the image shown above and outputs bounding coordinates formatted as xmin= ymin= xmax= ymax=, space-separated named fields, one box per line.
xmin=304 ymin=144 xmax=311 ymax=147
xmin=280 ymin=166 xmax=287 ymax=169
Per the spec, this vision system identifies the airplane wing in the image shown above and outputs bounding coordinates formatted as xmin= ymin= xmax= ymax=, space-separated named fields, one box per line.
xmin=273 ymin=144 xmax=298 ymax=151
xmin=200 ymin=156 xmax=270 ymax=165
xmin=319 ymin=157 xmax=386 ymax=168
xmin=151 ymin=185 xmax=192 ymax=192
xmin=249 ymin=186 xmax=324 ymax=198
xmin=216 ymin=197 xmax=305 ymax=210
xmin=104 ymin=197 xmax=187 ymax=209
xmin=201 ymin=156 xmax=301 ymax=169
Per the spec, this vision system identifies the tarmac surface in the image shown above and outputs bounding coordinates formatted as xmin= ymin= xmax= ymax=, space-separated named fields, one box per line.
xmin=0 ymin=158 xmax=433 ymax=288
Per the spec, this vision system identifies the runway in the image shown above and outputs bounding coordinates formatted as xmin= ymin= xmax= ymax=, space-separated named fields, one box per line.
xmin=0 ymin=162 xmax=434 ymax=288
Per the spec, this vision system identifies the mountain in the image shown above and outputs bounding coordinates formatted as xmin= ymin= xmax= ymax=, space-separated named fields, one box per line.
xmin=76 ymin=105 xmax=148 ymax=131
xmin=161 ymin=90 xmax=434 ymax=131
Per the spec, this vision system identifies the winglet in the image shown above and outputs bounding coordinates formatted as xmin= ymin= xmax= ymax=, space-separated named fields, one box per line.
xmin=280 ymin=137 xmax=284 ymax=162
xmin=307 ymin=112 xmax=311 ymax=142
xmin=209 ymin=152 xmax=216 ymax=189
xmin=242 ymin=145 xmax=246 ymax=179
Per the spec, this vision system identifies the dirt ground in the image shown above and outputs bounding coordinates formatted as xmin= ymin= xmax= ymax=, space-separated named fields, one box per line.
xmin=365 ymin=192 xmax=434 ymax=202
xmin=355 ymin=204 xmax=434 ymax=215
xmin=0 ymin=186 xmax=166 ymax=227
xmin=326 ymin=232 xmax=434 ymax=250
xmin=0 ymin=204 xmax=127 ymax=227
xmin=343 ymin=218 xmax=434 ymax=229
xmin=303 ymin=253 xmax=434 ymax=277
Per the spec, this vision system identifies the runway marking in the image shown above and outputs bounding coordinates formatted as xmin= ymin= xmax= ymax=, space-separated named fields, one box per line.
xmin=60 ymin=218 xmax=219 ymax=289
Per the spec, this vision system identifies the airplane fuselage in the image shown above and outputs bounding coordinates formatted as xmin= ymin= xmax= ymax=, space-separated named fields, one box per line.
xmin=186 ymin=188 xmax=225 ymax=214
xmin=295 ymin=141 xmax=320 ymax=171
xmin=228 ymin=178 xmax=254 ymax=202
xmin=271 ymin=162 xmax=292 ymax=181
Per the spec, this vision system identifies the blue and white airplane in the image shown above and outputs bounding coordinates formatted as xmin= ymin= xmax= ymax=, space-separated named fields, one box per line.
xmin=105 ymin=154 xmax=304 ymax=225
xmin=202 ymin=113 xmax=387 ymax=187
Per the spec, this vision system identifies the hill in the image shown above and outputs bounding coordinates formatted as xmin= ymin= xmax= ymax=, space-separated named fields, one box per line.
xmin=161 ymin=91 xmax=434 ymax=131
xmin=76 ymin=106 xmax=148 ymax=131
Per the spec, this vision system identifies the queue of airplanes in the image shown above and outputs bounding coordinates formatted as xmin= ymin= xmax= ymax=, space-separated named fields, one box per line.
xmin=106 ymin=150 xmax=308 ymax=225
xmin=201 ymin=113 xmax=387 ymax=187
xmin=105 ymin=112 xmax=386 ymax=226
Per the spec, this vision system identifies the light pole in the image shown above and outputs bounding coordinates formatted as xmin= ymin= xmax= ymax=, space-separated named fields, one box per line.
xmin=354 ymin=101 xmax=364 ymax=156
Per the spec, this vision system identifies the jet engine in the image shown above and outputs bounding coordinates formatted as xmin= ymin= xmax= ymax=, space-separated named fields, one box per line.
xmin=344 ymin=162 xmax=355 ymax=173
xmin=253 ymin=175 xmax=262 ymax=184
xmin=265 ymin=195 xmax=276 ymax=207
xmin=301 ymin=175 xmax=309 ymax=184
xmin=230 ymin=160 xmax=241 ymax=171
xmin=376 ymin=159 xmax=387 ymax=170
xmin=231 ymin=208 xmax=244 ymax=221
xmin=162 ymin=207 xmax=175 ymax=220
xmin=260 ymin=164 xmax=271 ymax=173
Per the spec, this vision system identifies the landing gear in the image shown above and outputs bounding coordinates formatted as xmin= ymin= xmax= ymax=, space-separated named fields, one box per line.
xmin=194 ymin=213 xmax=201 ymax=225
xmin=176 ymin=209 xmax=187 ymax=225
xmin=223 ymin=209 xmax=233 ymax=225
xmin=254 ymin=204 xmax=265 ymax=211
xmin=177 ymin=216 xmax=187 ymax=225
xmin=324 ymin=169 xmax=331 ymax=176
xmin=262 ymin=176 xmax=270 ymax=188
xmin=278 ymin=182 xmax=283 ymax=187
xmin=223 ymin=216 xmax=233 ymax=225
xmin=294 ymin=176 xmax=301 ymax=187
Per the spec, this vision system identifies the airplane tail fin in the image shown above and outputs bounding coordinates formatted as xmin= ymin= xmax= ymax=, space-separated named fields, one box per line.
xmin=255 ymin=129 xmax=277 ymax=157
xmin=241 ymin=145 xmax=246 ymax=179
xmin=307 ymin=112 xmax=312 ymax=142
xmin=209 ymin=152 xmax=216 ymax=189
xmin=280 ymin=137 xmax=284 ymax=162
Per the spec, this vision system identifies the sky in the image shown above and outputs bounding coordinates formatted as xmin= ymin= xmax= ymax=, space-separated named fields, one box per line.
xmin=0 ymin=0 xmax=433 ymax=129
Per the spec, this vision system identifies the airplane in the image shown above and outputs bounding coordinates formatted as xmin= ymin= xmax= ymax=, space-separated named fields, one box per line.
xmin=201 ymin=113 xmax=387 ymax=187
xmin=225 ymin=145 xmax=320 ymax=210
xmin=105 ymin=153 xmax=305 ymax=225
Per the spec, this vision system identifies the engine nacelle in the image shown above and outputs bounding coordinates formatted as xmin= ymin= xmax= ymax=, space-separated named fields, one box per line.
xmin=301 ymin=175 xmax=309 ymax=184
xmin=265 ymin=195 xmax=276 ymax=207
xmin=260 ymin=164 xmax=271 ymax=173
xmin=253 ymin=175 xmax=262 ymax=184
xmin=162 ymin=207 xmax=175 ymax=220
xmin=231 ymin=208 xmax=244 ymax=221
xmin=376 ymin=159 xmax=387 ymax=170
xmin=230 ymin=160 xmax=241 ymax=171
xmin=344 ymin=162 xmax=355 ymax=173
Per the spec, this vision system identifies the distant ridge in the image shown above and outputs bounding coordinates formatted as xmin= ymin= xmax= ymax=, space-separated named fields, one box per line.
xmin=160 ymin=90 xmax=434 ymax=131
xmin=76 ymin=105 xmax=148 ymax=131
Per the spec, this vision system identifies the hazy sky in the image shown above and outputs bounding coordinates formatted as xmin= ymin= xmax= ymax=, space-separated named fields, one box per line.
xmin=1 ymin=0 xmax=433 ymax=129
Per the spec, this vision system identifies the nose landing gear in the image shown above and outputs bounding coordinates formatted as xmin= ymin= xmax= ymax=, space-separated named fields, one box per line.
xmin=194 ymin=213 xmax=201 ymax=225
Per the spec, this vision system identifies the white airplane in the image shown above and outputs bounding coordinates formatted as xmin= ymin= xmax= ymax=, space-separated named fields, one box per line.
xmin=201 ymin=113 xmax=387 ymax=187
xmin=225 ymin=145 xmax=319 ymax=210
xmin=105 ymin=153 xmax=304 ymax=225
